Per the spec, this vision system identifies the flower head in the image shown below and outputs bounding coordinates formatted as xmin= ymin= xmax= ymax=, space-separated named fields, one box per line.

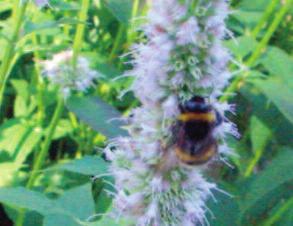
xmin=20 ymin=0 xmax=50 ymax=7
xmin=42 ymin=50 xmax=99 ymax=98
xmin=34 ymin=0 xmax=49 ymax=7
xmin=105 ymin=0 xmax=237 ymax=225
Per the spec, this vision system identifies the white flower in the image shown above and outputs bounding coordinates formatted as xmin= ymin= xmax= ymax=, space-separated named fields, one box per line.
xmin=21 ymin=0 xmax=50 ymax=7
xmin=105 ymin=0 xmax=237 ymax=225
xmin=34 ymin=0 xmax=49 ymax=7
xmin=176 ymin=17 xmax=200 ymax=45
xmin=42 ymin=50 xmax=99 ymax=98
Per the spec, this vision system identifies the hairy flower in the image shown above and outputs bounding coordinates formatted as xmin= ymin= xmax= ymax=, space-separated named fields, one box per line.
xmin=105 ymin=0 xmax=236 ymax=225
xmin=42 ymin=50 xmax=98 ymax=97
xmin=20 ymin=0 xmax=50 ymax=7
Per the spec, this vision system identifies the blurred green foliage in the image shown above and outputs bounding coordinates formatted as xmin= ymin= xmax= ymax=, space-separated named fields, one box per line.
xmin=0 ymin=0 xmax=292 ymax=225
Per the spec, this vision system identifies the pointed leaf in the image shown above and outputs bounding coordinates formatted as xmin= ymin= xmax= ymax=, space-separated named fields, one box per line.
xmin=56 ymin=183 xmax=95 ymax=220
xmin=66 ymin=95 xmax=127 ymax=138
xmin=0 ymin=187 xmax=62 ymax=215
xmin=250 ymin=116 xmax=271 ymax=153
xmin=102 ymin=0 xmax=132 ymax=24
xmin=240 ymin=148 xmax=293 ymax=221
xmin=51 ymin=156 xmax=108 ymax=176
xmin=43 ymin=214 xmax=81 ymax=226
xmin=260 ymin=47 xmax=293 ymax=88
xmin=254 ymin=77 xmax=293 ymax=124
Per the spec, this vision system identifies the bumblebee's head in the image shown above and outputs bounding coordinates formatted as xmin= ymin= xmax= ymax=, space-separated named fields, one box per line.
xmin=180 ymin=96 xmax=212 ymax=113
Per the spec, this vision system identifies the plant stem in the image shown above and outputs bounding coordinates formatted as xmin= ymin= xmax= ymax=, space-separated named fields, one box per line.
xmin=31 ymin=9 xmax=46 ymax=124
xmin=70 ymin=0 xmax=91 ymax=150
xmin=72 ymin=0 xmax=90 ymax=67
xmin=15 ymin=97 xmax=64 ymax=226
xmin=127 ymin=0 xmax=140 ymax=44
xmin=131 ymin=0 xmax=140 ymax=23
xmin=220 ymin=0 xmax=292 ymax=102
xmin=29 ymin=100 xmax=64 ymax=187
xmin=191 ymin=0 xmax=199 ymax=11
xmin=251 ymin=0 xmax=279 ymax=38
xmin=109 ymin=24 xmax=125 ymax=62
xmin=0 ymin=0 xmax=28 ymax=109
xmin=244 ymin=149 xmax=263 ymax=177
xmin=263 ymin=197 xmax=293 ymax=226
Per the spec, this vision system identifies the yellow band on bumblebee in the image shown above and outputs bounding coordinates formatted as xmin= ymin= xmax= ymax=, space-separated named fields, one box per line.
xmin=178 ymin=112 xmax=216 ymax=122
xmin=175 ymin=145 xmax=216 ymax=165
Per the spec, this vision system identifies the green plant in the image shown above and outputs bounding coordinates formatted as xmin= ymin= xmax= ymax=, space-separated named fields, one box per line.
xmin=0 ymin=0 xmax=292 ymax=225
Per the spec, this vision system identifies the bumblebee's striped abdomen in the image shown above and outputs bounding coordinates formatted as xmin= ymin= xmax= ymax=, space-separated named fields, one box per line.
xmin=174 ymin=96 xmax=222 ymax=165
xmin=175 ymin=142 xmax=217 ymax=165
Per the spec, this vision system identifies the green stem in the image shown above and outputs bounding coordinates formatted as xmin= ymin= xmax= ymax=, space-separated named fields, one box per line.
xmin=109 ymin=25 xmax=125 ymax=62
xmin=131 ymin=0 xmax=140 ymax=23
xmin=220 ymin=0 xmax=291 ymax=102
xmin=29 ymin=98 xmax=64 ymax=187
xmin=72 ymin=0 xmax=90 ymax=67
xmin=191 ymin=0 xmax=199 ymax=11
xmin=251 ymin=0 xmax=279 ymax=38
xmin=70 ymin=0 xmax=91 ymax=151
xmin=63 ymin=11 xmax=71 ymax=37
xmin=0 ymin=0 xmax=28 ymax=108
xmin=127 ymin=0 xmax=140 ymax=44
xmin=263 ymin=197 xmax=293 ymax=226
xmin=32 ymin=26 xmax=46 ymax=124
xmin=244 ymin=148 xmax=263 ymax=177
xmin=15 ymin=97 xmax=64 ymax=226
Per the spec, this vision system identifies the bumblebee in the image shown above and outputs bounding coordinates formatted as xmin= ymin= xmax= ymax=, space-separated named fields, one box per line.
xmin=174 ymin=96 xmax=223 ymax=165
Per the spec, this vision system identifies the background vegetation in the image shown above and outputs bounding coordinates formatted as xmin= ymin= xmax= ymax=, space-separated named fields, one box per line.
xmin=0 ymin=0 xmax=292 ymax=225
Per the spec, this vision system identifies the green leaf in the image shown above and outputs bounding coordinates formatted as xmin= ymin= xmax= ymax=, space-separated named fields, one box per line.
xmin=275 ymin=203 xmax=293 ymax=226
xmin=56 ymin=183 xmax=95 ymax=220
xmin=51 ymin=156 xmax=108 ymax=176
xmin=0 ymin=187 xmax=63 ymax=215
xmin=52 ymin=119 xmax=73 ymax=140
xmin=11 ymin=79 xmax=37 ymax=117
xmin=44 ymin=184 xmax=96 ymax=226
xmin=225 ymin=36 xmax=258 ymax=59
xmin=49 ymin=0 xmax=80 ymax=10
xmin=84 ymin=52 xmax=122 ymax=79
xmin=207 ymin=190 xmax=240 ymax=226
xmin=232 ymin=10 xmax=262 ymax=29
xmin=43 ymin=214 xmax=81 ymax=226
xmin=240 ymin=148 xmax=293 ymax=223
xmin=89 ymin=217 xmax=131 ymax=226
xmin=4 ymin=207 xmax=43 ymax=226
xmin=66 ymin=95 xmax=127 ymax=138
xmin=0 ymin=119 xmax=26 ymax=156
xmin=250 ymin=116 xmax=271 ymax=153
xmin=0 ymin=119 xmax=42 ymax=162
xmin=24 ymin=18 xmax=82 ymax=36
xmin=254 ymin=77 xmax=293 ymax=124
xmin=102 ymin=0 xmax=133 ymax=24
xmin=263 ymin=197 xmax=293 ymax=226
xmin=14 ymin=127 xmax=43 ymax=164
xmin=0 ymin=2 xmax=12 ymax=13
xmin=237 ymin=0 xmax=271 ymax=11
xmin=92 ymin=176 xmax=113 ymax=216
xmin=260 ymin=47 xmax=293 ymax=88
xmin=0 ymin=163 xmax=22 ymax=186
xmin=0 ymin=185 xmax=95 ymax=224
